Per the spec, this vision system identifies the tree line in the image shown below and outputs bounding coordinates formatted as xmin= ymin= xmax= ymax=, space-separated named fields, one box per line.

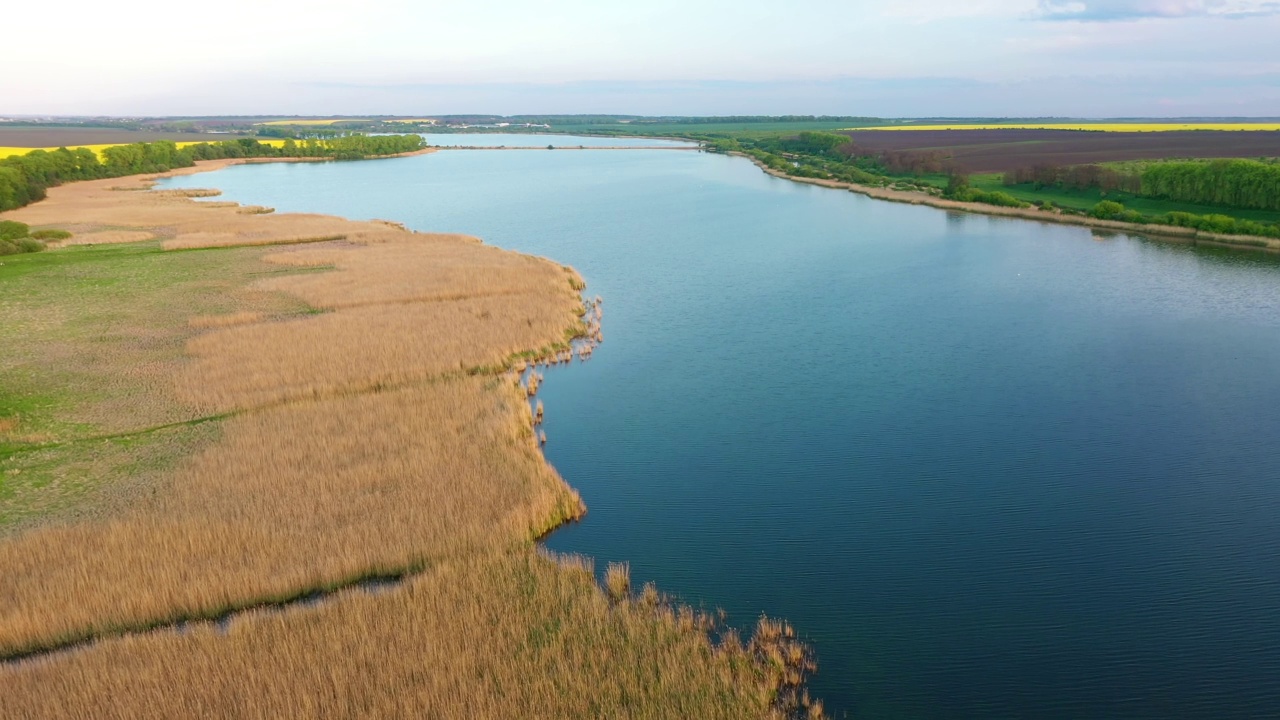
xmin=1141 ymin=159 xmax=1280 ymax=211
xmin=0 ymin=135 xmax=424 ymax=212
xmin=1002 ymin=158 xmax=1280 ymax=211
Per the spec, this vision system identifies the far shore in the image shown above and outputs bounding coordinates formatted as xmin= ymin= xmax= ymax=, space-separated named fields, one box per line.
xmin=731 ymin=152 xmax=1280 ymax=254
xmin=435 ymin=145 xmax=697 ymax=151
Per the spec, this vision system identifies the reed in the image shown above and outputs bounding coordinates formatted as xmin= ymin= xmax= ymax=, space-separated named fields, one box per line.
xmin=605 ymin=561 xmax=631 ymax=603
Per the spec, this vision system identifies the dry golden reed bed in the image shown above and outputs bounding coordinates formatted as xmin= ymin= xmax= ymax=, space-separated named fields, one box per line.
xmin=0 ymin=159 xmax=822 ymax=718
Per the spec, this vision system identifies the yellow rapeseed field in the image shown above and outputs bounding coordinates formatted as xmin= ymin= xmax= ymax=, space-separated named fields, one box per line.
xmin=0 ymin=159 xmax=823 ymax=717
xmin=852 ymin=122 xmax=1280 ymax=132
xmin=0 ymin=139 xmax=289 ymax=160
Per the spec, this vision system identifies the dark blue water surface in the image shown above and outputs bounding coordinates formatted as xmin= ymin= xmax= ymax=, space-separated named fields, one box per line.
xmin=162 ymin=142 xmax=1280 ymax=719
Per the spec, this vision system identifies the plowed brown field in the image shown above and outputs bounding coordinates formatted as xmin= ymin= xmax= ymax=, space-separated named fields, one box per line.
xmin=843 ymin=129 xmax=1280 ymax=173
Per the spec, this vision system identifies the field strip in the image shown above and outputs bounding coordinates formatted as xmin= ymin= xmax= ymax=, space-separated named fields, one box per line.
xmin=0 ymin=139 xmax=291 ymax=160
xmin=436 ymin=145 xmax=697 ymax=150
xmin=851 ymin=122 xmax=1280 ymax=132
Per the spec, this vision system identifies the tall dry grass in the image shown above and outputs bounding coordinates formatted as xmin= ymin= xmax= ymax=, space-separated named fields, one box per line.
xmin=0 ymin=159 xmax=824 ymax=717
xmin=1 ymin=553 xmax=821 ymax=719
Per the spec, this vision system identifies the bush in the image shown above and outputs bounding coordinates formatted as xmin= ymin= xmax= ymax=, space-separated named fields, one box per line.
xmin=944 ymin=173 xmax=970 ymax=199
xmin=30 ymin=228 xmax=71 ymax=241
xmin=0 ymin=237 xmax=46 ymax=255
xmin=1199 ymin=214 xmax=1238 ymax=234
xmin=975 ymin=190 xmax=1028 ymax=208
xmin=0 ymin=220 xmax=29 ymax=241
xmin=1089 ymin=200 xmax=1126 ymax=220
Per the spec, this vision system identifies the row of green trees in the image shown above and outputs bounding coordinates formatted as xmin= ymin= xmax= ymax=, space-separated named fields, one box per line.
xmin=1000 ymin=158 xmax=1280 ymax=211
xmin=0 ymin=135 xmax=424 ymax=212
xmin=1141 ymin=159 xmax=1280 ymax=211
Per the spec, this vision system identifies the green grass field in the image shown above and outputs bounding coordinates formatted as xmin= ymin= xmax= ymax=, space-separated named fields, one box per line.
xmin=0 ymin=241 xmax=312 ymax=529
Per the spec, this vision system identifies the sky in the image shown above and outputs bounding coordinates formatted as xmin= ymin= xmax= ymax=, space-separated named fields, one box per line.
xmin=5 ymin=0 xmax=1280 ymax=117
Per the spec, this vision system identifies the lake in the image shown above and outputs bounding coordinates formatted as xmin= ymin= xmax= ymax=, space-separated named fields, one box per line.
xmin=161 ymin=139 xmax=1280 ymax=719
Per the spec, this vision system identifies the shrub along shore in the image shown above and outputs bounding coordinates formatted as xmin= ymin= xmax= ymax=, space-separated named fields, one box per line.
xmin=0 ymin=153 xmax=824 ymax=718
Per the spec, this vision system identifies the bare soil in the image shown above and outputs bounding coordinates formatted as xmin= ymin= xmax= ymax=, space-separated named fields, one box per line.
xmin=842 ymin=129 xmax=1280 ymax=173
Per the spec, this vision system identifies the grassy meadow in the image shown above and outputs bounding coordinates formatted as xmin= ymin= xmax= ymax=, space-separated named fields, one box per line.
xmin=0 ymin=163 xmax=822 ymax=718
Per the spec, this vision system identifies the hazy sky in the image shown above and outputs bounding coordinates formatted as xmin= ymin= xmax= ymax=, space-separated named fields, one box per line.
xmin=6 ymin=0 xmax=1280 ymax=117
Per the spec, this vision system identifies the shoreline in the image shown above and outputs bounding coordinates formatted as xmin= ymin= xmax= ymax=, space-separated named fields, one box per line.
xmin=0 ymin=154 xmax=822 ymax=717
xmin=731 ymin=152 xmax=1280 ymax=254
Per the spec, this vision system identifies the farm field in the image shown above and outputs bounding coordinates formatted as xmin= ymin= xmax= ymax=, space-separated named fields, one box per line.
xmin=0 ymin=127 xmax=242 ymax=149
xmin=841 ymin=129 xmax=1280 ymax=173
xmin=0 ymin=139 xmax=290 ymax=160
xmin=858 ymin=122 xmax=1280 ymax=132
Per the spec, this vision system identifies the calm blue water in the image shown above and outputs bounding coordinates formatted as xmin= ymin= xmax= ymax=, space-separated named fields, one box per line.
xmin=162 ymin=143 xmax=1280 ymax=719
xmin=421 ymin=132 xmax=695 ymax=147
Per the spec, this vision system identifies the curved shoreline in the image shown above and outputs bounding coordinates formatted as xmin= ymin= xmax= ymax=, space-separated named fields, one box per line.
xmin=0 ymin=153 xmax=822 ymax=718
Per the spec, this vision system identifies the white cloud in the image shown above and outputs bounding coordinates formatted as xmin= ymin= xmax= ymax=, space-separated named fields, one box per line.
xmin=1037 ymin=0 xmax=1280 ymax=20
